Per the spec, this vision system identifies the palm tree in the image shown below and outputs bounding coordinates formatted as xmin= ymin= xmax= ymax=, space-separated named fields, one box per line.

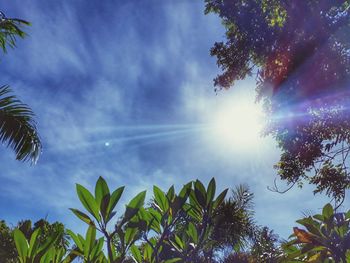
xmin=0 ymin=11 xmax=41 ymax=163
xmin=211 ymin=185 xmax=256 ymax=252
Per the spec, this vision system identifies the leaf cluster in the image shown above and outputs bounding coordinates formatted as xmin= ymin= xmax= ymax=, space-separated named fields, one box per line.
xmin=0 ymin=12 xmax=30 ymax=52
xmin=5 ymin=176 xmax=258 ymax=263
xmin=282 ymin=203 xmax=350 ymax=262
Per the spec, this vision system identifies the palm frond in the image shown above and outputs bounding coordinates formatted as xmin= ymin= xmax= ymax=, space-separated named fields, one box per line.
xmin=0 ymin=11 xmax=30 ymax=52
xmin=231 ymin=184 xmax=254 ymax=212
xmin=0 ymin=85 xmax=41 ymax=163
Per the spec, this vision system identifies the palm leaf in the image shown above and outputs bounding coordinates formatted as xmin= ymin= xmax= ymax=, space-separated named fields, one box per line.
xmin=0 ymin=11 xmax=30 ymax=52
xmin=0 ymin=85 xmax=41 ymax=163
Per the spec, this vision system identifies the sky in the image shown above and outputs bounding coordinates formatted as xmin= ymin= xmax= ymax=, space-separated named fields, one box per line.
xmin=0 ymin=0 xmax=341 ymax=240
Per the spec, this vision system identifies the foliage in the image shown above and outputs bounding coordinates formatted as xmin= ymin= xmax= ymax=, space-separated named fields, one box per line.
xmin=67 ymin=226 xmax=105 ymax=262
xmin=281 ymin=203 xmax=350 ymax=262
xmin=205 ymin=0 xmax=350 ymax=203
xmin=250 ymin=227 xmax=281 ymax=263
xmin=134 ymin=178 xmax=229 ymax=262
xmin=4 ymin=177 xmax=349 ymax=263
xmin=220 ymin=226 xmax=281 ymax=263
xmin=0 ymin=11 xmax=41 ymax=163
xmin=0 ymin=219 xmax=69 ymax=263
xmin=69 ymin=176 xmax=145 ymax=262
xmin=0 ymin=85 xmax=42 ymax=163
xmin=0 ymin=220 xmax=17 ymax=262
xmin=211 ymin=185 xmax=255 ymax=253
xmin=0 ymin=11 xmax=30 ymax=52
xmin=14 ymin=228 xmax=61 ymax=263
xmin=1 ymin=176 xmax=258 ymax=262
xmin=69 ymin=177 xmax=229 ymax=262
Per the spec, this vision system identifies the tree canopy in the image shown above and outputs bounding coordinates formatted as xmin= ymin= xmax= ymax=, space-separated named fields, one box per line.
xmin=205 ymin=0 xmax=350 ymax=204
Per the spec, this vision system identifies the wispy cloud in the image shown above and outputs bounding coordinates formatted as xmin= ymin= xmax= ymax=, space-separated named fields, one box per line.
xmin=0 ymin=0 xmax=343 ymax=239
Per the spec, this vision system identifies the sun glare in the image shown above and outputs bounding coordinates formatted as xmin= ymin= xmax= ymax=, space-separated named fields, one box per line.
xmin=210 ymin=97 xmax=264 ymax=150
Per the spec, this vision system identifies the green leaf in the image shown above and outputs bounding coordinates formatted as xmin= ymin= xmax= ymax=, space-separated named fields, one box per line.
xmin=129 ymin=190 xmax=147 ymax=209
xmin=179 ymin=182 xmax=192 ymax=199
xmin=166 ymin=185 xmax=175 ymax=201
xmin=213 ymin=189 xmax=228 ymax=209
xmin=90 ymin=237 xmax=104 ymax=260
xmin=85 ymin=226 xmax=96 ymax=259
xmin=153 ymin=185 xmax=168 ymax=212
xmin=28 ymin=228 xmax=40 ymax=258
xmin=187 ymin=222 xmax=198 ymax=243
xmin=189 ymin=189 xmax=201 ymax=208
xmin=322 ymin=203 xmax=334 ymax=219
xmin=184 ymin=203 xmax=201 ymax=221
xmin=130 ymin=244 xmax=142 ymax=263
xmin=338 ymin=225 xmax=348 ymax=238
xmin=138 ymin=207 xmax=151 ymax=222
xmin=69 ymin=208 xmax=95 ymax=226
xmin=143 ymin=243 xmax=152 ymax=262
xmin=171 ymin=196 xmax=186 ymax=216
xmin=100 ymin=194 xmax=110 ymax=223
xmin=302 ymin=223 xmax=322 ymax=237
xmin=95 ymin=176 xmax=110 ymax=207
xmin=40 ymin=247 xmax=53 ymax=263
xmin=106 ymin=186 xmax=125 ymax=221
xmin=76 ymin=184 xmax=100 ymax=221
xmin=14 ymin=229 xmax=29 ymax=260
xmin=123 ymin=191 xmax=146 ymax=222
xmin=174 ymin=234 xmax=184 ymax=249
xmin=195 ymin=180 xmax=206 ymax=195
xmin=34 ymin=232 xmax=60 ymax=261
xmin=147 ymin=208 xmax=161 ymax=234
xmin=206 ymin=178 xmax=216 ymax=205
xmin=313 ymin=214 xmax=324 ymax=221
xmin=125 ymin=227 xmax=138 ymax=245
xmin=124 ymin=208 xmax=140 ymax=224
xmin=66 ymin=230 xmax=84 ymax=251
xmin=77 ymin=234 xmax=85 ymax=248
xmin=194 ymin=180 xmax=207 ymax=208
xmin=194 ymin=180 xmax=207 ymax=199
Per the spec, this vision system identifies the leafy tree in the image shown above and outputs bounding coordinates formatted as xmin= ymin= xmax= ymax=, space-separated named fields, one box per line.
xmin=0 ymin=219 xmax=69 ymax=263
xmin=210 ymin=185 xmax=255 ymax=255
xmin=69 ymin=176 xmax=145 ymax=262
xmin=9 ymin=176 xmax=324 ymax=263
xmin=13 ymin=227 xmax=62 ymax=263
xmin=250 ymin=227 xmax=281 ymax=263
xmin=216 ymin=226 xmax=281 ymax=263
xmin=69 ymin=177 xmax=262 ymax=263
xmin=205 ymin=0 xmax=350 ymax=204
xmin=0 ymin=220 xmax=17 ymax=262
xmin=282 ymin=203 xmax=350 ymax=262
xmin=0 ymin=11 xmax=41 ymax=163
xmin=5 ymin=176 xmax=256 ymax=262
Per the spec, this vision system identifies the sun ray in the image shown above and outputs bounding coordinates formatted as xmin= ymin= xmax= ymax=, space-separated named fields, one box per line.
xmin=47 ymin=124 xmax=210 ymax=153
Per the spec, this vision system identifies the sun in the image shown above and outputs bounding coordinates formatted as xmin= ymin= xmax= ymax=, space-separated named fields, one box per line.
xmin=210 ymin=96 xmax=264 ymax=150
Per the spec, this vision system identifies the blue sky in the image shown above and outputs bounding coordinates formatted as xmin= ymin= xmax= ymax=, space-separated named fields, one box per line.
xmin=0 ymin=0 xmax=341 ymax=239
